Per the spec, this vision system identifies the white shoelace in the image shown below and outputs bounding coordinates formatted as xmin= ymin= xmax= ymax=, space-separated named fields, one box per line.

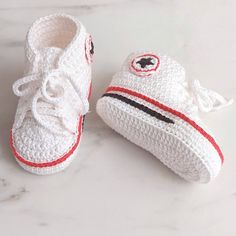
xmin=179 ymin=79 xmax=233 ymax=114
xmin=190 ymin=80 xmax=233 ymax=112
xmin=13 ymin=68 xmax=89 ymax=135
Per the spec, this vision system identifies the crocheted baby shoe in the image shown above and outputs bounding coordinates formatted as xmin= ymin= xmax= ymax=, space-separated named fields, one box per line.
xmin=10 ymin=14 xmax=94 ymax=175
xmin=96 ymin=51 xmax=233 ymax=183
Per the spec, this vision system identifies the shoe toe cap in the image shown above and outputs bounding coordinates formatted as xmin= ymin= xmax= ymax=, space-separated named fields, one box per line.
xmin=11 ymin=118 xmax=77 ymax=165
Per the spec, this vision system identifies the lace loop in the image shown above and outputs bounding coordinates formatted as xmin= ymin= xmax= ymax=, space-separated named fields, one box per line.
xmin=41 ymin=70 xmax=66 ymax=104
xmin=12 ymin=73 xmax=41 ymax=96
xmin=13 ymin=68 xmax=89 ymax=135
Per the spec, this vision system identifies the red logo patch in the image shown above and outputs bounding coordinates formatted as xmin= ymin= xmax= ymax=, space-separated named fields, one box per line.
xmin=85 ymin=34 xmax=94 ymax=64
xmin=130 ymin=54 xmax=160 ymax=77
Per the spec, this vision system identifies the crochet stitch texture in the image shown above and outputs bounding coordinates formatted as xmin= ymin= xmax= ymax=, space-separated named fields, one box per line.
xmin=96 ymin=51 xmax=233 ymax=183
xmin=10 ymin=14 xmax=94 ymax=175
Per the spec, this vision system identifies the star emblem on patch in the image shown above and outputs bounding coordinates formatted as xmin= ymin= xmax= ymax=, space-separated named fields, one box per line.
xmin=130 ymin=54 xmax=160 ymax=77
xmin=136 ymin=57 xmax=154 ymax=68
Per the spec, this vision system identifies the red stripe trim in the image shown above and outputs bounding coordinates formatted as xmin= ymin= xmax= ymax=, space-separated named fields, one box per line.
xmin=10 ymin=116 xmax=83 ymax=168
xmin=106 ymin=86 xmax=224 ymax=164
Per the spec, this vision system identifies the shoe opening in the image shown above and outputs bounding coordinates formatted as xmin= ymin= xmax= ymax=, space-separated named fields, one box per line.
xmin=28 ymin=14 xmax=78 ymax=50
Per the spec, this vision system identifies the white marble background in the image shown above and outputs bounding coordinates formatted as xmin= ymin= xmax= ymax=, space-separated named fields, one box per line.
xmin=0 ymin=0 xmax=236 ymax=235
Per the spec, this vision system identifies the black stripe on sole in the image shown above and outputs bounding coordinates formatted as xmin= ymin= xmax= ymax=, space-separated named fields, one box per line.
xmin=102 ymin=93 xmax=174 ymax=124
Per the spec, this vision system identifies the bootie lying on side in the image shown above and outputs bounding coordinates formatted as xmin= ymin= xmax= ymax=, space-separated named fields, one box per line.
xmin=96 ymin=51 xmax=233 ymax=183
xmin=10 ymin=14 xmax=94 ymax=175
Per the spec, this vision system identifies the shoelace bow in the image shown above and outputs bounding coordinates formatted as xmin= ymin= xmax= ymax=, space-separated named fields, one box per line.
xmin=13 ymin=68 xmax=89 ymax=135
xmin=189 ymin=80 xmax=233 ymax=113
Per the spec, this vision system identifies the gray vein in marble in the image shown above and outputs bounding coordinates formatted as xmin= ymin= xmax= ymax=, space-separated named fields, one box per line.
xmin=0 ymin=3 xmax=110 ymax=11
xmin=0 ymin=187 xmax=28 ymax=203
xmin=135 ymin=223 xmax=179 ymax=231
xmin=0 ymin=0 xmax=138 ymax=11
xmin=0 ymin=41 xmax=24 ymax=48
xmin=0 ymin=178 xmax=9 ymax=188
xmin=38 ymin=222 xmax=49 ymax=227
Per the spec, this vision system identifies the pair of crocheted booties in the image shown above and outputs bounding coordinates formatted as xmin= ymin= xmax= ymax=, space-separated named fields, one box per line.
xmin=10 ymin=14 xmax=233 ymax=183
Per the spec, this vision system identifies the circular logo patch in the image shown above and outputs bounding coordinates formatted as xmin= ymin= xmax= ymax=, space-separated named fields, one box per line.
xmin=85 ymin=34 xmax=94 ymax=64
xmin=130 ymin=54 xmax=160 ymax=77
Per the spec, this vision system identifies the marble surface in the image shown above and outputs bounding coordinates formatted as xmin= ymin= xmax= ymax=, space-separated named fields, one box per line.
xmin=0 ymin=0 xmax=236 ymax=235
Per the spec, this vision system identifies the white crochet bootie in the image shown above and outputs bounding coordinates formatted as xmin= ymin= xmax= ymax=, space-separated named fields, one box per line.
xmin=10 ymin=14 xmax=94 ymax=175
xmin=96 ymin=51 xmax=233 ymax=183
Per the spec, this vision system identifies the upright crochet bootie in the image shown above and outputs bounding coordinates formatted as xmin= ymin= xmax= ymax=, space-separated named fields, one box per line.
xmin=10 ymin=14 xmax=94 ymax=175
xmin=96 ymin=51 xmax=233 ymax=183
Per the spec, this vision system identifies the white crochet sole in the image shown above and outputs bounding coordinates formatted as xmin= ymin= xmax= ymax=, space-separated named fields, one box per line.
xmin=97 ymin=95 xmax=222 ymax=183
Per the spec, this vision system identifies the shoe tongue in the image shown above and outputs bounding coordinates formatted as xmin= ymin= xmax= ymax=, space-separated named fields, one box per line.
xmin=38 ymin=47 xmax=63 ymax=70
